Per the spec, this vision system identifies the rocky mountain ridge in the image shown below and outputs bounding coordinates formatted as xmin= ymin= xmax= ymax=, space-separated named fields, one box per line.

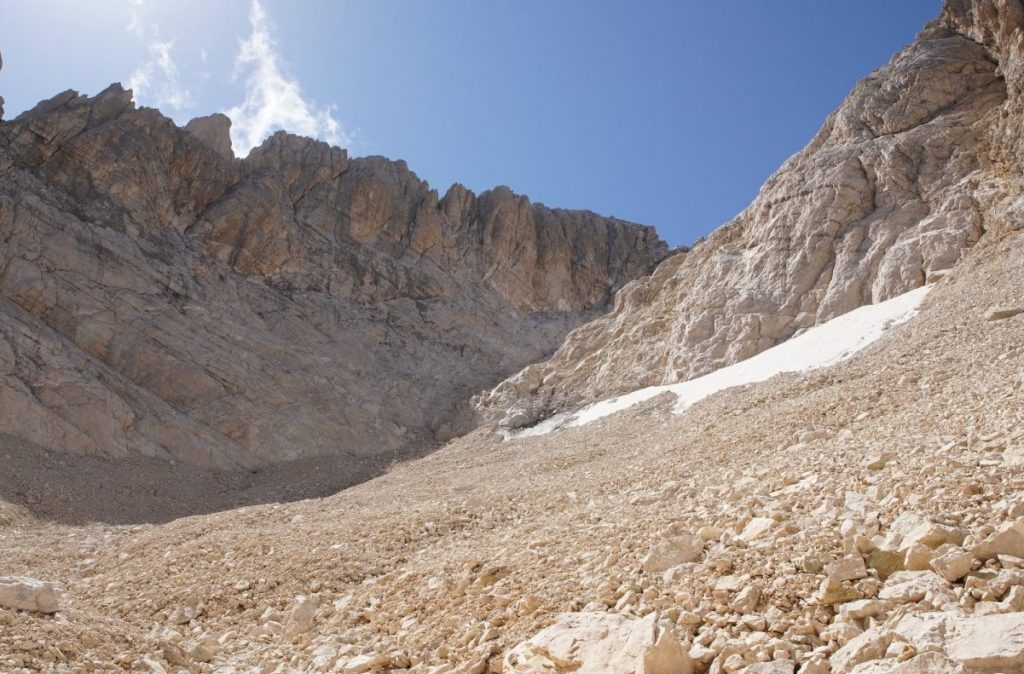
xmin=0 ymin=84 xmax=668 ymax=470
xmin=479 ymin=0 xmax=1024 ymax=428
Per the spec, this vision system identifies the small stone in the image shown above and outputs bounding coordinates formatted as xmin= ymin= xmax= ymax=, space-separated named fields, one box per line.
xmin=642 ymin=536 xmax=705 ymax=574
xmin=284 ymin=595 xmax=318 ymax=637
xmin=870 ymin=550 xmax=905 ymax=579
xmin=828 ymin=557 xmax=869 ymax=582
xmin=985 ymin=306 xmax=1024 ymax=321
xmin=503 ymin=612 xmax=693 ymax=674
xmin=928 ymin=549 xmax=973 ymax=583
xmin=739 ymin=518 xmax=777 ymax=542
xmin=838 ymin=599 xmax=888 ymax=620
xmin=732 ymin=585 xmax=761 ymax=614
xmin=973 ymin=519 xmax=1024 ymax=560
xmin=866 ymin=453 xmax=894 ymax=470
xmin=904 ymin=544 xmax=934 ymax=572
xmin=816 ymin=577 xmax=863 ymax=605
xmin=879 ymin=572 xmax=950 ymax=604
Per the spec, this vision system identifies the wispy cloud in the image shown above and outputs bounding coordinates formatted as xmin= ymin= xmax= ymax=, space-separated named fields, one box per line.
xmin=225 ymin=0 xmax=351 ymax=157
xmin=128 ymin=40 xmax=194 ymax=112
xmin=125 ymin=1 xmax=196 ymax=114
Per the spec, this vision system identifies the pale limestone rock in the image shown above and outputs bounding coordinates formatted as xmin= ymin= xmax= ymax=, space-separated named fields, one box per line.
xmin=731 ymin=585 xmax=761 ymax=614
xmin=848 ymin=653 xmax=966 ymax=674
xmin=883 ymin=514 xmax=963 ymax=556
xmin=869 ymin=551 xmax=905 ymax=580
xmin=831 ymin=629 xmax=893 ymax=674
xmin=0 ymin=576 xmax=60 ymax=613
xmin=879 ymin=572 xmax=951 ymax=604
xmin=944 ymin=612 xmax=1024 ymax=670
xmin=284 ymin=595 xmax=318 ymax=637
xmin=739 ymin=518 xmax=777 ymax=542
xmin=480 ymin=2 xmax=1017 ymax=424
xmin=904 ymin=545 xmax=936 ymax=572
xmin=828 ymin=557 xmax=869 ymax=582
xmin=893 ymin=613 xmax=953 ymax=655
xmin=817 ymin=577 xmax=863 ymax=605
xmin=743 ymin=662 xmax=795 ymax=674
xmin=838 ymin=600 xmax=888 ymax=620
xmin=972 ymin=519 xmax=1024 ymax=560
xmin=503 ymin=612 xmax=692 ymax=674
xmin=928 ymin=549 xmax=973 ymax=583
xmin=642 ymin=536 xmax=705 ymax=574
xmin=985 ymin=306 xmax=1024 ymax=320
xmin=800 ymin=655 xmax=830 ymax=674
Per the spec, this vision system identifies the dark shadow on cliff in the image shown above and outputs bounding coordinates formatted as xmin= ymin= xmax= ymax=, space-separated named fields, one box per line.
xmin=0 ymin=432 xmax=420 ymax=525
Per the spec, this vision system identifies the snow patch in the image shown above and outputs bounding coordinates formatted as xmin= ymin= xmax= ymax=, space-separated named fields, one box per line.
xmin=508 ymin=285 xmax=930 ymax=439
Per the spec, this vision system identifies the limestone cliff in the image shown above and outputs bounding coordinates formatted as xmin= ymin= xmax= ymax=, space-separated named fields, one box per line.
xmin=0 ymin=86 xmax=667 ymax=469
xmin=479 ymin=0 xmax=1024 ymax=427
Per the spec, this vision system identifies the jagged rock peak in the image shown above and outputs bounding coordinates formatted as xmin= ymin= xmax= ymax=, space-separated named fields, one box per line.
xmin=184 ymin=113 xmax=234 ymax=160
xmin=0 ymin=82 xmax=667 ymax=469
xmin=479 ymin=0 xmax=1024 ymax=429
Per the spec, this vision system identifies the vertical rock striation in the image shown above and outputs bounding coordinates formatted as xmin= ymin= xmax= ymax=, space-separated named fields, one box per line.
xmin=0 ymin=85 xmax=667 ymax=469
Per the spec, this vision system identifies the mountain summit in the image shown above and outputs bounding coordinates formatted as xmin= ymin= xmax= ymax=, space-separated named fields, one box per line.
xmin=0 ymin=85 xmax=667 ymax=470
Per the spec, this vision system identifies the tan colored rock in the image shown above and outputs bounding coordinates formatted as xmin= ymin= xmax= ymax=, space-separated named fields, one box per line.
xmin=828 ymin=557 xmax=869 ymax=583
xmin=184 ymin=113 xmax=234 ymax=160
xmin=985 ymin=306 xmax=1023 ymax=321
xmin=738 ymin=518 xmax=777 ymax=543
xmin=879 ymin=572 xmax=951 ymax=604
xmin=838 ymin=600 xmax=888 ymax=621
xmin=744 ymin=662 xmax=795 ymax=674
xmin=0 ymin=576 xmax=60 ymax=613
xmin=284 ymin=595 xmax=318 ymax=637
xmin=869 ymin=551 xmax=905 ymax=580
xmin=893 ymin=613 xmax=953 ymax=655
xmin=831 ymin=629 xmax=892 ymax=674
xmin=848 ymin=653 xmax=966 ymax=674
xmin=642 ymin=536 xmax=705 ymax=574
xmin=817 ymin=577 xmax=863 ymax=606
xmin=503 ymin=612 xmax=692 ymax=674
xmin=972 ymin=519 xmax=1024 ymax=560
xmin=944 ymin=612 xmax=1024 ymax=670
xmin=928 ymin=549 xmax=973 ymax=583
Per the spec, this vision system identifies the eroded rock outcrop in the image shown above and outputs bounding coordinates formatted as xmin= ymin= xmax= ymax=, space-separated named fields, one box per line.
xmin=0 ymin=85 xmax=667 ymax=469
xmin=479 ymin=0 xmax=1024 ymax=428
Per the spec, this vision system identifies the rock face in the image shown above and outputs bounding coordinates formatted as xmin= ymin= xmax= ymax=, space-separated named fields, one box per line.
xmin=0 ymin=85 xmax=667 ymax=469
xmin=479 ymin=0 xmax=1024 ymax=427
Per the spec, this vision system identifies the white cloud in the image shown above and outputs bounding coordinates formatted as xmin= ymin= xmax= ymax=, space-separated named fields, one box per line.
xmin=225 ymin=0 xmax=351 ymax=157
xmin=125 ymin=1 xmax=195 ymax=114
xmin=126 ymin=0 xmax=145 ymax=37
xmin=128 ymin=39 xmax=194 ymax=112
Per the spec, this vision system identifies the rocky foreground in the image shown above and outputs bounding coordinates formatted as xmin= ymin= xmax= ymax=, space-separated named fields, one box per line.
xmin=4 ymin=0 xmax=1024 ymax=672
xmin=1 ymin=219 xmax=1022 ymax=673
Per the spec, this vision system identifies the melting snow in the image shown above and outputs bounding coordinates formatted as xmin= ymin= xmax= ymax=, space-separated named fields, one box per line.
xmin=510 ymin=285 xmax=930 ymax=439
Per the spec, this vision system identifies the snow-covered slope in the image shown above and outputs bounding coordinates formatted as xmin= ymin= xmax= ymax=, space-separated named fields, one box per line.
xmin=511 ymin=285 xmax=930 ymax=438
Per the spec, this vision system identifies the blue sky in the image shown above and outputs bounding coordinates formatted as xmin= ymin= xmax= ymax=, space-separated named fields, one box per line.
xmin=0 ymin=1 xmax=941 ymax=246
